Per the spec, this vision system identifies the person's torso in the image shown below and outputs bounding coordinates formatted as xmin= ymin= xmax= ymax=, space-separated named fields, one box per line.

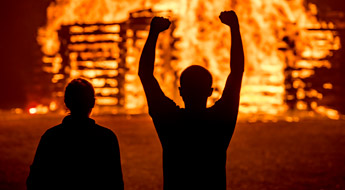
xmin=152 ymin=107 xmax=233 ymax=190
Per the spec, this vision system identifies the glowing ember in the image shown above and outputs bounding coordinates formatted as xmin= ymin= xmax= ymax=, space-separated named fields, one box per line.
xmin=28 ymin=105 xmax=49 ymax=115
xmin=37 ymin=0 xmax=341 ymax=119
xmin=29 ymin=108 xmax=37 ymax=115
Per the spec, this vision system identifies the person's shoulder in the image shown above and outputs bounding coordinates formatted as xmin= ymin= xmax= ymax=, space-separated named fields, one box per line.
xmin=207 ymin=99 xmax=237 ymax=119
xmin=207 ymin=99 xmax=222 ymax=111
xmin=38 ymin=123 xmax=65 ymax=143
xmin=94 ymin=124 xmax=113 ymax=133
xmin=150 ymin=95 xmax=177 ymax=108
xmin=43 ymin=123 xmax=63 ymax=136
xmin=149 ymin=97 xmax=180 ymax=117
xmin=93 ymin=124 xmax=118 ymax=139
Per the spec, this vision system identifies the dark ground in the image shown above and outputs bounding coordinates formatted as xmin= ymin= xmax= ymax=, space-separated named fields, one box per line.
xmin=0 ymin=114 xmax=345 ymax=190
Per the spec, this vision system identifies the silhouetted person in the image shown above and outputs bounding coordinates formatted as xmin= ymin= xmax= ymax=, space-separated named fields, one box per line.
xmin=27 ymin=78 xmax=124 ymax=190
xmin=138 ymin=11 xmax=244 ymax=190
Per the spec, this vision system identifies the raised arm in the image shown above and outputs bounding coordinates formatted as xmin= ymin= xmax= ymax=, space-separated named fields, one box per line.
xmin=218 ymin=11 xmax=244 ymax=113
xmin=138 ymin=17 xmax=172 ymax=109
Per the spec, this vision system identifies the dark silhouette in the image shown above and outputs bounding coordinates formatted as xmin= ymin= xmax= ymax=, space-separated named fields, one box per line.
xmin=138 ymin=11 xmax=244 ymax=190
xmin=27 ymin=78 xmax=124 ymax=190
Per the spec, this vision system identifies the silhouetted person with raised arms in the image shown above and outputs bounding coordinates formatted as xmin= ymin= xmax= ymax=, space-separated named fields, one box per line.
xmin=27 ymin=78 xmax=124 ymax=190
xmin=139 ymin=11 xmax=244 ymax=190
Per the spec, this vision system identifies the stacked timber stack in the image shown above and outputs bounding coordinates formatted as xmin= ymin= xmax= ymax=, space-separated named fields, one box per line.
xmin=41 ymin=9 xmax=178 ymax=114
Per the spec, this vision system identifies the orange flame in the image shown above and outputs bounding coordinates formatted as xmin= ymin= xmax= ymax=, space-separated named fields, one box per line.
xmin=38 ymin=0 xmax=341 ymax=118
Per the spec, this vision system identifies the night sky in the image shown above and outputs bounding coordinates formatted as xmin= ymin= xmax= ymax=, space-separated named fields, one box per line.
xmin=0 ymin=0 xmax=343 ymax=109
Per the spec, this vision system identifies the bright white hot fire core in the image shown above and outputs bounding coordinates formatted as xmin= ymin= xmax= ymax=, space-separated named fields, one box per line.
xmin=38 ymin=0 xmax=340 ymax=118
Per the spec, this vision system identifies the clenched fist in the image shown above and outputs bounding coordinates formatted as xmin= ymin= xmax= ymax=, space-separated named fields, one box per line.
xmin=150 ymin=17 xmax=171 ymax=33
xmin=219 ymin=11 xmax=239 ymax=28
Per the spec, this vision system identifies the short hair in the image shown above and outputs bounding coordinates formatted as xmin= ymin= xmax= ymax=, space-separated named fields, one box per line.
xmin=180 ymin=65 xmax=212 ymax=93
xmin=64 ymin=78 xmax=95 ymax=114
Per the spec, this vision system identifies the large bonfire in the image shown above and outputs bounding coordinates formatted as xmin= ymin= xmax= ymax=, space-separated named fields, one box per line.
xmin=37 ymin=0 xmax=340 ymax=119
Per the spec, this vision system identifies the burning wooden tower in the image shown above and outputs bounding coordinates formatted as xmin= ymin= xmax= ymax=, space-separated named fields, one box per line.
xmin=35 ymin=1 xmax=344 ymax=119
xmin=42 ymin=10 xmax=178 ymax=114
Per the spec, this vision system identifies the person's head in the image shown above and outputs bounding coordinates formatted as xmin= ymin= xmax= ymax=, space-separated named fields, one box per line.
xmin=179 ymin=65 xmax=213 ymax=109
xmin=64 ymin=78 xmax=95 ymax=117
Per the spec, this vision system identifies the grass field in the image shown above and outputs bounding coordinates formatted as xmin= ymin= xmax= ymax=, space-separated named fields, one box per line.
xmin=0 ymin=114 xmax=345 ymax=190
